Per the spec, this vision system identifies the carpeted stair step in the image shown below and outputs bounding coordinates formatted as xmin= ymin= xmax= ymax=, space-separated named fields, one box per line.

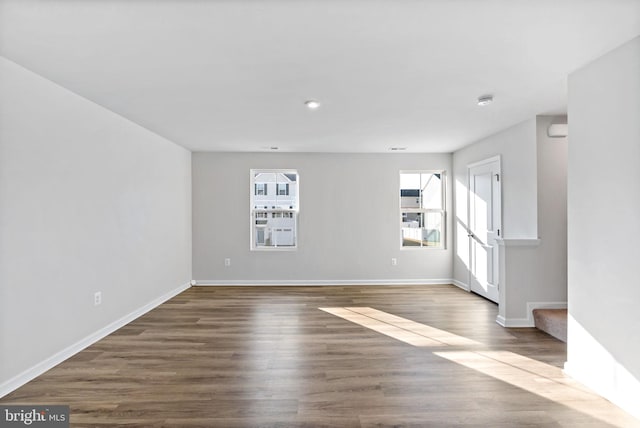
xmin=532 ymin=308 xmax=567 ymax=342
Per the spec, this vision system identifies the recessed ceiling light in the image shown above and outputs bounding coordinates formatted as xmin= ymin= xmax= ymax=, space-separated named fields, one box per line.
xmin=305 ymin=100 xmax=321 ymax=110
xmin=477 ymin=95 xmax=494 ymax=106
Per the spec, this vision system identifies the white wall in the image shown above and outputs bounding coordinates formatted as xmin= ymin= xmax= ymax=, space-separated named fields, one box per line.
xmin=193 ymin=152 xmax=452 ymax=283
xmin=452 ymin=116 xmax=568 ymax=325
xmin=532 ymin=115 xmax=568 ymax=305
xmin=565 ymin=36 xmax=640 ymax=419
xmin=0 ymin=57 xmax=192 ymax=393
xmin=452 ymin=118 xmax=538 ymax=288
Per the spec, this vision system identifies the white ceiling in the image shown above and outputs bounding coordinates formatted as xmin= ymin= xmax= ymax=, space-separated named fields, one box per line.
xmin=1 ymin=0 xmax=639 ymax=153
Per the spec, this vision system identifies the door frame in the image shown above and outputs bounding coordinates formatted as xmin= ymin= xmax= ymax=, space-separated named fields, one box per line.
xmin=467 ymin=155 xmax=502 ymax=302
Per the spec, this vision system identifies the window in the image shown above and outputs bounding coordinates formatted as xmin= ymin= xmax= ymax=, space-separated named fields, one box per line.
xmin=276 ymin=183 xmax=289 ymax=196
xmin=400 ymin=171 xmax=445 ymax=248
xmin=251 ymin=170 xmax=299 ymax=249
xmin=255 ymin=183 xmax=267 ymax=195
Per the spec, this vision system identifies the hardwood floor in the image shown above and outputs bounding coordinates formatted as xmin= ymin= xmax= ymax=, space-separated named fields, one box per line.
xmin=2 ymin=285 xmax=638 ymax=427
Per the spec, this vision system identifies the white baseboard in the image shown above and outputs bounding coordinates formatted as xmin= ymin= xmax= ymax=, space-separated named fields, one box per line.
xmin=496 ymin=301 xmax=567 ymax=328
xmin=0 ymin=282 xmax=191 ymax=399
xmin=496 ymin=315 xmax=531 ymax=327
xmin=192 ymin=279 xmax=455 ymax=286
xmin=451 ymin=279 xmax=470 ymax=292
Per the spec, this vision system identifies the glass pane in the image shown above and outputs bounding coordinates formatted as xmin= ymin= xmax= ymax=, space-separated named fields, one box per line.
xmin=400 ymin=172 xmax=442 ymax=210
xmin=401 ymin=211 xmax=442 ymax=247
xmin=401 ymin=212 xmax=424 ymax=247
xmin=400 ymin=173 xmax=421 ymax=209
xmin=254 ymin=211 xmax=297 ymax=248
xmin=253 ymin=171 xmax=298 ymax=210
xmin=421 ymin=173 xmax=442 ymax=209
xmin=277 ymin=174 xmax=296 ymax=209
xmin=424 ymin=211 xmax=443 ymax=246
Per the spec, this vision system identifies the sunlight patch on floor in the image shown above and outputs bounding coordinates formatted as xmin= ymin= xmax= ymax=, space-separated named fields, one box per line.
xmin=320 ymin=306 xmax=640 ymax=427
xmin=434 ymin=350 xmax=640 ymax=428
xmin=319 ymin=307 xmax=480 ymax=347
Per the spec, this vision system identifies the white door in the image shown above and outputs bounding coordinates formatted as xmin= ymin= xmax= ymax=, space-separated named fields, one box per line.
xmin=468 ymin=157 xmax=501 ymax=303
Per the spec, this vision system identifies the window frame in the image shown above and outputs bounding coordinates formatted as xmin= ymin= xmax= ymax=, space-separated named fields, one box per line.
xmin=399 ymin=170 xmax=446 ymax=250
xmin=250 ymin=169 xmax=299 ymax=251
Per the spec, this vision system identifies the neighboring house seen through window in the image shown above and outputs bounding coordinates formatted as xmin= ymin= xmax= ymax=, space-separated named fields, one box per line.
xmin=400 ymin=171 xmax=445 ymax=248
xmin=251 ymin=170 xmax=299 ymax=249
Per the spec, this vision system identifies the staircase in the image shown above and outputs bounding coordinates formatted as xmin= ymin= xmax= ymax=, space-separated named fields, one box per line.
xmin=532 ymin=308 xmax=567 ymax=342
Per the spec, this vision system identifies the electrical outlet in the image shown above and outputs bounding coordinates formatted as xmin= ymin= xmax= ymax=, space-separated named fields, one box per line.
xmin=224 ymin=258 xmax=231 ymax=267
xmin=391 ymin=258 xmax=398 ymax=266
xmin=94 ymin=291 xmax=102 ymax=306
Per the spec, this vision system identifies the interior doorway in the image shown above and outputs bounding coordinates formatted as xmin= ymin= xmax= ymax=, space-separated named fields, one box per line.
xmin=467 ymin=156 xmax=502 ymax=303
